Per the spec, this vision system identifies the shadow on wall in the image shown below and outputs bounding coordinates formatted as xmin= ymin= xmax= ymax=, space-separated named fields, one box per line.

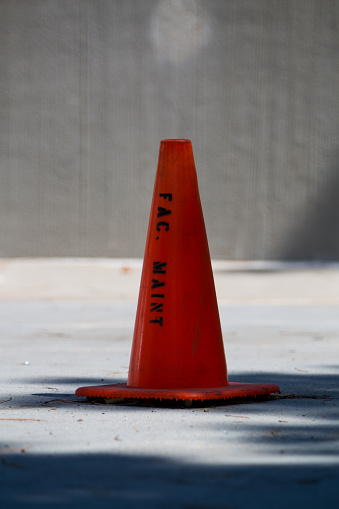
xmin=282 ymin=152 xmax=339 ymax=261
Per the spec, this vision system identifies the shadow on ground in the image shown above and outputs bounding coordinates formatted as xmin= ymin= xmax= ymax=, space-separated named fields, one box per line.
xmin=4 ymin=371 xmax=339 ymax=421
xmin=0 ymin=450 xmax=338 ymax=509
xmin=1 ymin=372 xmax=338 ymax=507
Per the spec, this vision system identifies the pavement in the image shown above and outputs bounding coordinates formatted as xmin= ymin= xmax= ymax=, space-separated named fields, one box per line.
xmin=0 ymin=259 xmax=338 ymax=508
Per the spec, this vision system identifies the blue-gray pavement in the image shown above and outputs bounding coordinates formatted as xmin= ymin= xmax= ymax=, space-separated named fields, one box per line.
xmin=0 ymin=298 xmax=338 ymax=508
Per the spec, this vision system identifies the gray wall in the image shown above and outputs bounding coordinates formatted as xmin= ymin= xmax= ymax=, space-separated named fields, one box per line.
xmin=1 ymin=0 xmax=338 ymax=260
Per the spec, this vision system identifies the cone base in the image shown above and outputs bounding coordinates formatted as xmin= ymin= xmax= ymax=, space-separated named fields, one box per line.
xmin=75 ymin=382 xmax=280 ymax=402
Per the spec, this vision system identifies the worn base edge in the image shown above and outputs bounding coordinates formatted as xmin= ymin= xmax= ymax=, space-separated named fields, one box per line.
xmin=75 ymin=382 xmax=280 ymax=402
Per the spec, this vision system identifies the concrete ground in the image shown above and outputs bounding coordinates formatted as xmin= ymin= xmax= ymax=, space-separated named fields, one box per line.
xmin=0 ymin=259 xmax=338 ymax=508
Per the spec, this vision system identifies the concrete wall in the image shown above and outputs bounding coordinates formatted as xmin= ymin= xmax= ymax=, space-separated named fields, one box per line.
xmin=1 ymin=0 xmax=338 ymax=259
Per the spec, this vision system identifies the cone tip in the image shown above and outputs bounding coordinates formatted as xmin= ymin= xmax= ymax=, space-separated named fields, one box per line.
xmin=160 ymin=139 xmax=191 ymax=144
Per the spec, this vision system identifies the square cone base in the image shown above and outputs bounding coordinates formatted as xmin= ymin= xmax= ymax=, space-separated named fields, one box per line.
xmin=75 ymin=382 xmax=280 ymax=402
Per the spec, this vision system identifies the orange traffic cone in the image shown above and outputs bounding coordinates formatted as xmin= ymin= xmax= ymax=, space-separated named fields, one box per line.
xmin=76 ymin=140 xmax=279 ymax=402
